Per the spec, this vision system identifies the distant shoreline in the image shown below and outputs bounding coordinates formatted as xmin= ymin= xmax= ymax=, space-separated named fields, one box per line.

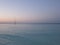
xmin=0 ymin=23 xmax=60 ymax=24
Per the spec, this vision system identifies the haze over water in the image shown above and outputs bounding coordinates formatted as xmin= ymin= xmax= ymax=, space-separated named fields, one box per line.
xmin=0 ymin=0 xmax=60 ymax=45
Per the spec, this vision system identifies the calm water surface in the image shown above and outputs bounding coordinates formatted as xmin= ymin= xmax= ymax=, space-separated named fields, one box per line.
xmin=0 ymin=24 xmax=60 ymax=45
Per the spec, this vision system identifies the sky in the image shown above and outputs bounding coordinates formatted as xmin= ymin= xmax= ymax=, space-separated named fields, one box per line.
xmin=0 ymin=0 xmax=60 ymax=23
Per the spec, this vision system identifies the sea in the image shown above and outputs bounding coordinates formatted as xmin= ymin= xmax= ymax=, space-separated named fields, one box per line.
xmin=0 ymin=24 xmax=60 ymax=45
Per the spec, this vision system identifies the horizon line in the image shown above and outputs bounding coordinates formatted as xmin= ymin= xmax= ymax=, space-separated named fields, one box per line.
xmin=0 ymin=23 xmax=60 ymax=24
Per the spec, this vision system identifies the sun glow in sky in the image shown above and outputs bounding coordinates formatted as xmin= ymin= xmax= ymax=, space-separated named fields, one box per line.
xmin=0 ymin=0 xmax=60 ymax=23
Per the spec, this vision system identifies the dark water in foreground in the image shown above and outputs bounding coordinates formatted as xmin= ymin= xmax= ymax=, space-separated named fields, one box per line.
xmin=0 ymin=24 xmax=60 ymax=45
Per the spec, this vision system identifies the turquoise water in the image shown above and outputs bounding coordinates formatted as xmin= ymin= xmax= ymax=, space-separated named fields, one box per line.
xmin=0 ymin=24 xmax=60 ymax=45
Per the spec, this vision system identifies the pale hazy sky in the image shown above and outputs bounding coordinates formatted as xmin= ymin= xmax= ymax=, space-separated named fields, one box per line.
xmin=0 ymin=0 xmax=60 ymax=23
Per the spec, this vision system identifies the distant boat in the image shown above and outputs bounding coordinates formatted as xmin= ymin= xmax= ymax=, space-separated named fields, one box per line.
xmin=14 ymin=17 xmax=16 ymax=24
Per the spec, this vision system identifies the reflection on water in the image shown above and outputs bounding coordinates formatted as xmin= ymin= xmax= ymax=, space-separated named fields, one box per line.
xmin=0 ymin=24 xmax=60 ymax=45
